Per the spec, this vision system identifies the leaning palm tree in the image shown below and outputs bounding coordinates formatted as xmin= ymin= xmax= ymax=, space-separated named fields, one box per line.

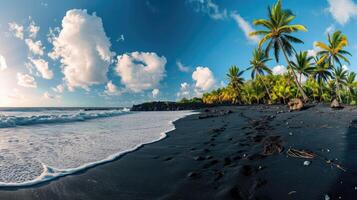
xmin=247 ymin=48 xmax=272 ymax=100
xmin=331 ymin=66 xmax=348 ymax=103
xmin=290 ymin=51 xmax=314 ymax=84
xmin=250 ymin=0 xmax=309 ymax=102
xmin=226 ymin=65 xmax=245 ymax=103
xmin=315 ymin=31 xmax=351 ymax=67
xmin=312 ymin=57 xmax=332 ymax=101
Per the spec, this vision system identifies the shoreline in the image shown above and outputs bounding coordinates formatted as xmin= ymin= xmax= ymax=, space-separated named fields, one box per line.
xmin=0 ymin=105 xmax=356 ymax=199
xmin=0 ymin=111 xmax=195 ymax=188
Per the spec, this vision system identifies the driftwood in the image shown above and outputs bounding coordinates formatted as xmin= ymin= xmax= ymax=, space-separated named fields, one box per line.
xmin=287 ymin=148 xmax=346 ymax=172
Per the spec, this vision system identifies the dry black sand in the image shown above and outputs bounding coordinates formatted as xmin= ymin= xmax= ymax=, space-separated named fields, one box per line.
xmin=1 ymin=104 xmax=357 ymax=199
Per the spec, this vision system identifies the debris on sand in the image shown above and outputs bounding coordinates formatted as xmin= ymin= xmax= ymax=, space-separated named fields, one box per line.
xmin=288 ymin=98 xmax=303 ymax=111
xmin=262 ymin=136 xmax=284 ymax=156
xmin=287 ymin=148 xmax=315 ymax=159
xmin=288 ymin=191 xmax=297 ymax=195
xmin=303 ymin=161 xmax=311 ymax=166
xmin=324 ymin=194 xmax=330 ymax=200
xmin=288 ymin=148 xmax=346 ymax=172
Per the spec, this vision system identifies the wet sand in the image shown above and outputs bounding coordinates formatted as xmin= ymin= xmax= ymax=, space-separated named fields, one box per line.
xmin=1 ymin=104 xmax=357 ymax=199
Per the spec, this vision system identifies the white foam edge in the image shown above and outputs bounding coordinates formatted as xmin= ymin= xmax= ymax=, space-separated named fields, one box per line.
xmin=0 ymin=111 xmax=195 ymax=187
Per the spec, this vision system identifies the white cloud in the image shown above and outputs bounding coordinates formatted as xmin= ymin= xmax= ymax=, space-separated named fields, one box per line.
xmin=152 ymin=88 xmax=159 ymax=98
xmin=189 ymin=0 xmax=227 ymax=20
xmin=177 ymin=61 xmax=190 ymax=72
xmin=325 ymin=24 xmax=335 ymax=35
xmin=115 ymin=52 xmax=167 ymax=92
xmin=28 ymin=20 xmax=40 ymax=38
xmin=8 ymin=22 xmax=24 ymax=40
xmin=0 ymin=55 xmax=8 ymax=71
xmin=177 ymin=82 xmax=192 ymax=99
xmin=104 ymin=81 xmax=122 ymax=96
xmin=327 ymin=0 xmax=357 ymax=25
xmin=192 ymin=66 xmax=216 ymax=96
xmin=272 ymin=65 xmax=288 ymax=75
xmin=52 ymin=84 xmax=65 ymax=93
xmin=17 ymin=73 xmax=37 ymax=88
xmin=25 ymin=39 xmax=44 ymax=55
xmin=307 ymin=42 xmax=321 ymax=58
xmin=231 ymin=13 xmax=259 ymax=44
xmin=28 ymin=57 xmax=53 ymax=79
xmin=342 ymin=65 xmax=349 ymax=71
xmin=43 ymin=92 xmax=61 ymax=100
xmin=49 ymin=9 xmax=113 ymax=91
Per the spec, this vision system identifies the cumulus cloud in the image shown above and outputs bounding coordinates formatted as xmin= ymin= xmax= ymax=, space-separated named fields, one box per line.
xmin=0 ymin=55 xmax=8 ymax=71
xmin=307 ymin=42 xmax=323 ymax=58
xmin=152 ymin=88 xmax=159 ymax=98
xmin=49 ymin=9 xmax=113 ymax=91
xmin=43 ymin=92 xmax=61 ymax=100
xmin=115 ymin=52 xmax=167 ymax=92
xmin=192 ymin=66 xmax=216 ymax=96
xmin=327 ymin=0 xmax=357 ymax=25
xmin=52 ymin=84 xmax=65 ymax=93
xmin=177 ymin=82 xmax=192 ymax=99
xmin=28 ymin=20 xmax=40 ymax=38
xmin=189 ymin=0 xmax=227 ymax=20
xmin=17 ymin=73 xmax=37 ymax=88
xmin=25 ymin=39 xmax=44 ymax=55
xmin=325 ymin=24 xmax=335 ymax=35
xmin=28 ymin=57 xmax=53 ymax=79
xmin=104 ymin=81 xmax=123 ymax=96
xmin=272 ymin=65 xmax=288 ymax=75
xmin=8 ymin=22 xmax=24 ymax=40
xmin=177 ymin=61 xmax=190 ymax=72
xmin=231 ymin=13 xmax=260 ymax=44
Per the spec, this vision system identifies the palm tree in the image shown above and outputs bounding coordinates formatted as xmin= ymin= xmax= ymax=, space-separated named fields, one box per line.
xmin=250 ymin=0 xmax=309 ymax=102
xmin=346 ymin=72 xmax=356 ymax=104
xmin=315 ymin=31 xmax=351 ymax=67
xmin=226 ymin=65 xmax=245 ymax=103
xmin=247 ymin=48 xmax=272 ymax=100
xmin=290 ymin=51 xmax=314 ymax=84
xmin=312 ymin=58 xmax=332 ymax=101
xmin=331 ymin=66 xmax=348 ymax=103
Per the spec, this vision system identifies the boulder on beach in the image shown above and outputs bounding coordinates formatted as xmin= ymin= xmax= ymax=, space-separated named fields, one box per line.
xmin=331 ymin=99 xmax=343 ymax=109
xmin=288 ymin=98 xmax=304 ymax=111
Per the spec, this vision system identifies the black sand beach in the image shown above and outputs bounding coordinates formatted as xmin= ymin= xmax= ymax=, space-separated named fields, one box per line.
xmin=1 ymin=105 xmax=357 ymax=199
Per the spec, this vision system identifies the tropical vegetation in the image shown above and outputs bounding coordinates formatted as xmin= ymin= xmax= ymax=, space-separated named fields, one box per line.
xmin=182 ymin=0 xmax=357 ymax=106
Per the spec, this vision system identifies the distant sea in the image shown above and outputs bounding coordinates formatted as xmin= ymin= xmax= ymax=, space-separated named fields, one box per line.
xmin=0 ymin=107 xmax=193 ymax=186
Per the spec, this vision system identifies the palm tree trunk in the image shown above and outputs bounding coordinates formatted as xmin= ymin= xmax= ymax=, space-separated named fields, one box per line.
xmin=336 ymin=83 xmax=342 ymax=103
xmin=258 ymin=74 xmax=272 ymax=101
xmin=278 ymin=39 xmax=309 ymax=102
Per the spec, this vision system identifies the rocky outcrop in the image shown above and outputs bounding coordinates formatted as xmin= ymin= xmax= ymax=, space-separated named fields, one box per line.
xmin=331 ymin=99 xmax=343 ymax=109
xmin=130 ymin=101 xmax=215 ymax=111
xmin=288 ymin=98 xmax=304 ymax=111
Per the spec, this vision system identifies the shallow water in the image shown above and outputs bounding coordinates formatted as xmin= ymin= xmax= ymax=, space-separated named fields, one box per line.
xmin=0 ymin=108 xmax=193 ymax=186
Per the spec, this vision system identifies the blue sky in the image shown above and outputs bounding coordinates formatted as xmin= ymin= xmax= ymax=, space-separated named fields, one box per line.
xmin=0 ymin=0 xmax=356 ymax=107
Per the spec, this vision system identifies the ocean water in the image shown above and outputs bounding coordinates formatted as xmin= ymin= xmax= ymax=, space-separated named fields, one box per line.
xmin=0 ymin=108 xmax=193 ymax=186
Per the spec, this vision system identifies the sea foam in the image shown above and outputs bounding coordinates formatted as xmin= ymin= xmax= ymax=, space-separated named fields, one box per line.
xmin=0 ymin=110 xmax=193 ymax=187
xmin=0 ymin=108 xmax=130 ymax=128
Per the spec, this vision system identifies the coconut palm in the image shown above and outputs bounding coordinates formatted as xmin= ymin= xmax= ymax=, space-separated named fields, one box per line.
xmin=247 ymin=48 xmax=272 ymax=100
xmin=346 ymin=72 xmax=356 ymax=104
xmin=312 ymin=58 xmax=332 ymax=101
xmin=250 ymin=0 xmax=309 ymax=101
xmin=315 ymin=31 xmax=351 ymax=67
xmin=290 ymin=51 xmax=314 ymax=84
xmin=331 ymin=66 xmax=348 ymax=103
xmin=226 ymin=65 xmax=245 ymax=103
